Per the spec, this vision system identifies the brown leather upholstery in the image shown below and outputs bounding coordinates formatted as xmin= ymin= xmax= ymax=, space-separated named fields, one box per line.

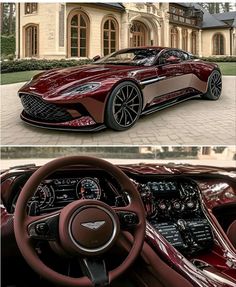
xmin=227 ymin=220 xmax=236 ymax=248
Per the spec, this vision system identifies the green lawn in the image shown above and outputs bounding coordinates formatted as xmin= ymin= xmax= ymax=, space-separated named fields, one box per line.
xmin=217 ymin=62 xmax=236 ymax=76
xmin=0 ymin=62 xmax=235 ymax=85
xmin=0 ymin=70 xmax=42 ymax=85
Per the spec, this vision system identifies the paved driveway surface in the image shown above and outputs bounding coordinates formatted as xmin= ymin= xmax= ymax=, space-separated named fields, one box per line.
xmin=1 ymin=76 xmax=235 ymax=145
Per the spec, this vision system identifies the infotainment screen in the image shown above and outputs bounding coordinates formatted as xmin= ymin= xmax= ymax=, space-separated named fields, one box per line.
xmin=147 ymin=181 xmax=179 ymax=197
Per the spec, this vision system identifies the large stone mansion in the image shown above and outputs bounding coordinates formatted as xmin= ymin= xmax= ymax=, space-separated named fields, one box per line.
xmin=15 ymin=2 xmax=236 ymax=59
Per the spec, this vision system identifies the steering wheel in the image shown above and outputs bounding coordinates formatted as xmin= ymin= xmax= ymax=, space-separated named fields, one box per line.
xmin=14 ymin=156 xmax=146 ymax=287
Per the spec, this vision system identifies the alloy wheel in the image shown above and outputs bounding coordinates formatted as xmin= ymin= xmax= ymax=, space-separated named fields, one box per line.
xmin=210 ymin=71 xmax=222 ymax=98
xmin=112 ymin=85 xmax=141 ymax=128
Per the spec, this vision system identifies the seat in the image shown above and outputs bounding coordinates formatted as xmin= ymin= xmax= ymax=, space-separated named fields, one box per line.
xmin=227 ymin=220 xmax=236 ymax=248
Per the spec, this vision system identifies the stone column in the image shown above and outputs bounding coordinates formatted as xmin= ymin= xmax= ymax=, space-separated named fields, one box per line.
xmin=177 ymin=27 xmax=182 ymax=49
xmin=198 ymin=29 xmax=202 ymax=57
xmin=232 ymin=29 xmax=236 ymax=55
xmin=188 ymin=29 xmax=192 ymax=53
xmin=157 ymin=25 xmax=161 ymax=46
xmin=57 ymin=3 xmax=66 ymax=58
xmin=121 ymin=12 xmax=130 ymax=49
xmin=162 ymin=12 xmax=169 ymax=47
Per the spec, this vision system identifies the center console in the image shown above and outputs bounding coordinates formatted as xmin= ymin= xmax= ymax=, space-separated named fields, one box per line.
xmin=138 ymin=178 xmax=214 ymax=255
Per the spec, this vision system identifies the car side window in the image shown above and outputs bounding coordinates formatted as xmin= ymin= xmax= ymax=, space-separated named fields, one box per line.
xmin=158 ymin=50 xmax=187 ymax=65
xmin=158 ymin=51 xmax=172 ymax=65
xmin=179 ymin=51 xmax=189 ymax=61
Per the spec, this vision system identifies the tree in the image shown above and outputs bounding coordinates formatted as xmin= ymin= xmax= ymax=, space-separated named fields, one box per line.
xmin=200 ymin=3 xmax=220 ymax=14
xmin=199 ymin=2 xmax=234 ymax=13
xmin=0 ymin=3 xmax=15 ymax=35
xmin=221 ymin=3 xmax=235 ymax=12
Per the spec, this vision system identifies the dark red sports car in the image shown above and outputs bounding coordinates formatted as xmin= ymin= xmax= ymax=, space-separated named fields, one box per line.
xmin=1 ymin=156 xmax=236 ymax=287
xmin=18 ymin=47 xmax=222 ymax=131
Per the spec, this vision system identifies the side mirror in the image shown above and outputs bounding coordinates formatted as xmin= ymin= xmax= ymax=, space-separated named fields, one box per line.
xmin=166 ymin=56 xmax=181 ymax=64
xmin=92 ymin=55 xmax=101 ymax=62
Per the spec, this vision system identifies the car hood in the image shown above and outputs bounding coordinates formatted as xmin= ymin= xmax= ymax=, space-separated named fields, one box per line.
xmin=19 ymin=64 xmax=143 ymax=97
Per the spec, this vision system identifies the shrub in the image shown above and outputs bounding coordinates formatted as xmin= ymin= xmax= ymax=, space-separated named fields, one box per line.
xmin=1 ymin=58 xmax=92 ymax=73
xmin=1 ymin=35 xmax=15 ymax=59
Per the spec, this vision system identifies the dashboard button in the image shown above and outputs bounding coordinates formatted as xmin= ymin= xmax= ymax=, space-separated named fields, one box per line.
xmin=186 ymin=201 xmax=195 ymax=209
xmin=177 ymin=219 xmax=186 ymax=230
xmin=173 ymin=201 xmax=181 ymax=210
xmin=159 ymin=203 xmax=167 ymax=210
xmin=35 ymin=222 xmax=49 ymax=235
xmin=123 ymin=213 xmax=138 ymax=225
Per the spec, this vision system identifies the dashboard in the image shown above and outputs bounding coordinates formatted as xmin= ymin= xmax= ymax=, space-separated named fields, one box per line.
xmin=2 ymin=164 xmax=236 ymax=287
xmin=9 ymin=171 xmax=214 ymax=256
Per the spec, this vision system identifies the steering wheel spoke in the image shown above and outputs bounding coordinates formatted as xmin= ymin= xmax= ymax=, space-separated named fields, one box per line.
xmin=79 ymin=257 xmax=109 ymax=287
xmin=114 ymin=206 xmax=139 ymax=230
xmin=27 ymin=211 xmax=60 ymax=240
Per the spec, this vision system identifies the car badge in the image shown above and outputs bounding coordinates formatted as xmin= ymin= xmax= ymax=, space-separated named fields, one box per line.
xmin=81 ymin=221 xmax=105 ymax=230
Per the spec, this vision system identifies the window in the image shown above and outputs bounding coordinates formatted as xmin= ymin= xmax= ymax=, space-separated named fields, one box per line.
xmin=182 ymin=29 xmax=188 ymax=51
xmin=191 ymin=31 xmax=197 ymax=54
xmin=170 ymin=27 xmax=178 ymax=48
xmin=202 ymin=147 xmax=211 ymax=155
xmin=24 ymin=25 xmax=38 ymax=57
xmin=103 ymin=18 xmax=118 ymax=56
xmin=213 ymin=33 xmax=224 ymax=55
xmin=68 ymin=11 xmax=89 ymax=57
xmin=131 ymin=21 xmax=147 ymax=47
xmin=25 ymin=3 xmax=38 ymax=14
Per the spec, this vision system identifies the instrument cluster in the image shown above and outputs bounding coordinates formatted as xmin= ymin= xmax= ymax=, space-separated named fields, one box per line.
xmin=26 ymin=177 xmax=103 ymax=212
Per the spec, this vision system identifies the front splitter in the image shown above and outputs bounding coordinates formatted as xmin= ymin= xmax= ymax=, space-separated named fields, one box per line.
xmin=20 ymin=112 xmax=106 ymax=132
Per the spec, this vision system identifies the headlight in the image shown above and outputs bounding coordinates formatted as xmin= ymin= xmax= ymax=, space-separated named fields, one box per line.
xmin=62 ymin=83 xmax=101 ymax=97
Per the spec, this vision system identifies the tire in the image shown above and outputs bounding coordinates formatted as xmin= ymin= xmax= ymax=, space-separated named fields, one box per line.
xmin=201 ymin=69 xmax=222 ymax=100
xmin=105 ymin=81 xmax=143 ymax=131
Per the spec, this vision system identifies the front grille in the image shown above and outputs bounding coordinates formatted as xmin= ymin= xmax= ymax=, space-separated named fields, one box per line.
xmin=20 ymin=94 xmax=73 ymax=123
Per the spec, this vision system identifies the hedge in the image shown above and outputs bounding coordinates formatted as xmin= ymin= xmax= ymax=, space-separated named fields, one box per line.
xmin=199 ymin=56 xmax=236 ymax=62
xmin=1 ymin=35 xmax=15 ymax=59
xmin=1 ymin=59 xmax=92 ymax=73
xmin=1 ymin=55 xmax=235 ymax=74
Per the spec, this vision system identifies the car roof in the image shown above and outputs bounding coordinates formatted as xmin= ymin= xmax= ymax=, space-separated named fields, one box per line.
xmin=118 ymin=47 xmax=189 ymax=53
xmin=120 ymin=46 xmax=166 ymax=51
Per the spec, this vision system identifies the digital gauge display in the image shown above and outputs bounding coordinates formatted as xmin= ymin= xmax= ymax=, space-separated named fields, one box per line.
xmin=76 ymin=177 xmax=101 ymax=200
xmin=28 ymin=184 xmax=55 ymax=209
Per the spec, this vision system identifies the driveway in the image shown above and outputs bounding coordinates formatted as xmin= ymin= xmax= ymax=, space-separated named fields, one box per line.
xmin=1 ymin=76 xmax=235 ymax=145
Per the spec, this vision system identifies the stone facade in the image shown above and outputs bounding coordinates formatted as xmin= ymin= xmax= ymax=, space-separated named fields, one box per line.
xmin=15 ymin=3 xmax=236 ymax=59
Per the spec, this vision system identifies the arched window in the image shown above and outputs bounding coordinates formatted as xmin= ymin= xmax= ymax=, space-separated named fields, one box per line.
xmin=131 ymin=21 xmax=147 ymax=47
xmin=170 ymin=27 xmax=178 ymax=48
xmin=25 ymin=3 xmax=38 ymax=14
xmin=24 ymin=24 xmax=38 ymax=57
xmin=213 ymin=33 xmax=224 ymax=55
xmin=103 ymin=17 xmax=118 ymax=56
xmin=191 ymin=31 xmax=197 ymax=54
xmin=68 ymin=11 xmax=89 ymax=57
xmin=182 ymin=29 xmax=188 ymax=51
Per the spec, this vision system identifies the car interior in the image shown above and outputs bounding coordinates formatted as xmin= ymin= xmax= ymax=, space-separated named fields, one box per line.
xmin=1 ymin=156 xmax=236 ymax=287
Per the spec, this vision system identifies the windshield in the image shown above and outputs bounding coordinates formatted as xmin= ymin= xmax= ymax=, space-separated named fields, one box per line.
xmin=95 ymin=48 xmax=161 ymax=66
